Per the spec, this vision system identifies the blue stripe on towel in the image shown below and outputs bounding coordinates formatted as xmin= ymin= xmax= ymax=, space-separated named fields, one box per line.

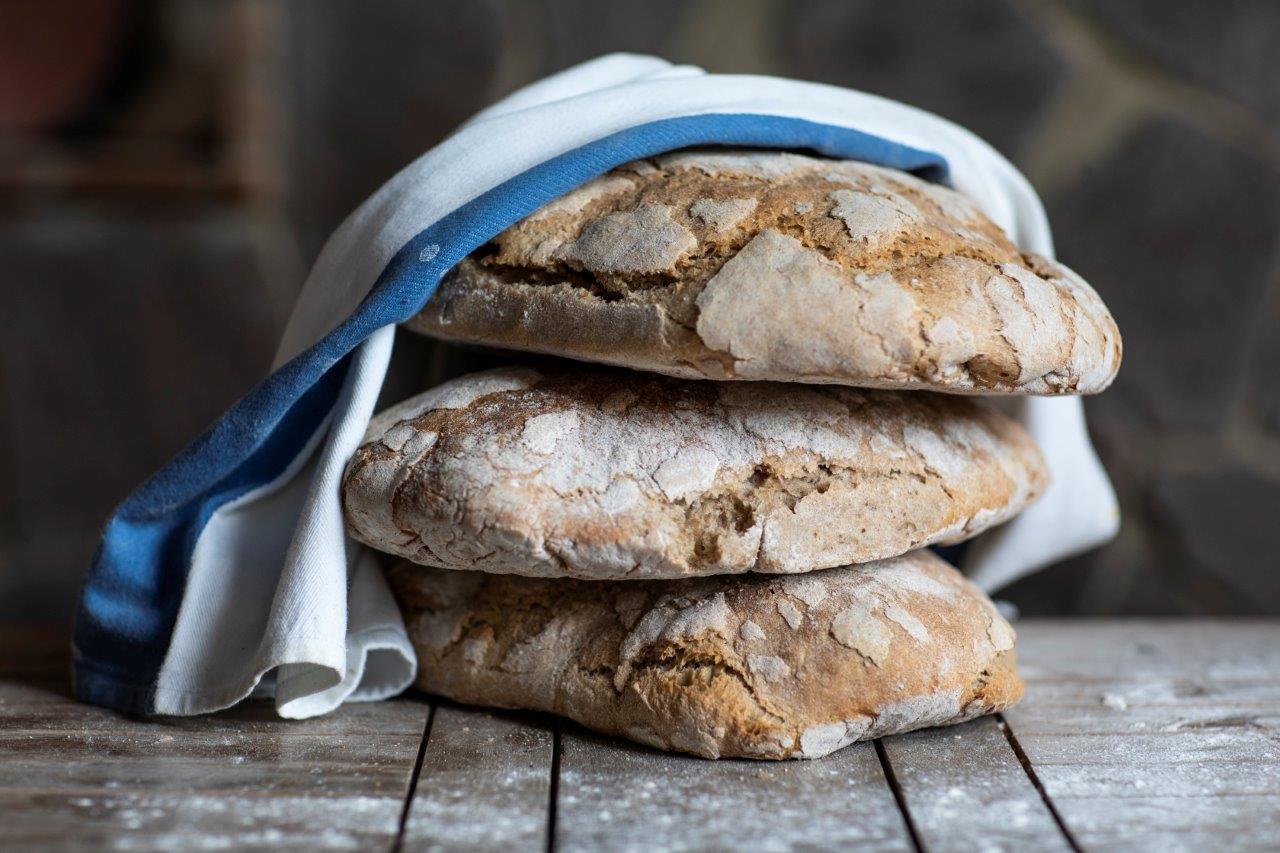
xmin=73 ymin=112 xmax=948 ymax=713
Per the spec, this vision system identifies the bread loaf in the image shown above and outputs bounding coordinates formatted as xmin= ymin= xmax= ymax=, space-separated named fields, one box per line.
xmin=388 ymin=549 xmax=1023 ymax=759
xmin=343 ymin=366 xmax=1048 ymax=579
xmin=407 ymin=150 xmax=1121 ymax=395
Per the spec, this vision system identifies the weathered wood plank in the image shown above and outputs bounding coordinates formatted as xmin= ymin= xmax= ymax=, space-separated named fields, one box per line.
xmin=0 ymin=730 xmax=421 ymax=797
xmin=554 ymin=725 xmax=912 ymax=852
xmin=0 ymin=644 xmax=430 ymax=851
xmin=1006 ymin=620 xmax=1280 ymax=852
xmin=996 ymin=728 xmax=1280 ymax=767
xmin=0 ymin=678 xmax=424 ymax=737
xmin=402 ymin=702 xmax=555 ymax=852
xmin=0 ymin=789 xmax=408 ymax=851
xmin=1014 ymin=620 xmax=1280 ymax=681
xmin=1009 ymin=679 xmax=1280 ymax=714
xmin=1016 ymin=796 xmax=1280 ymax=852
xmin=879 ymin=715 xmax=1071 ymax=852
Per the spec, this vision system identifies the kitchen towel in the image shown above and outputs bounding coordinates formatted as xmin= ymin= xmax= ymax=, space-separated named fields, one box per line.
xmin=73 ymin=54 xmax=1119 ymax=719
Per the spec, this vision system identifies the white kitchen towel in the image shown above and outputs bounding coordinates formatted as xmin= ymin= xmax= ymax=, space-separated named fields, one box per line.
xmin=73 ymin=54 xmax=1118 ymax=719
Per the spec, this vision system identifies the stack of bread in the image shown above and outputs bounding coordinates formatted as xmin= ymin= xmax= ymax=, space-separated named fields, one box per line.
xmin=341 ymin=150 xmax=1121 ymax=759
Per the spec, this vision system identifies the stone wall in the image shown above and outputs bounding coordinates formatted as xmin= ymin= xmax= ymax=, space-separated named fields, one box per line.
xmin=2 ymin=0 xmax=1277 ymax=619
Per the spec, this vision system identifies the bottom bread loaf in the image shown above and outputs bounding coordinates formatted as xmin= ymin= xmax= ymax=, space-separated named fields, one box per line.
xmin=387 ymin=549 xmax=1022 ymax=760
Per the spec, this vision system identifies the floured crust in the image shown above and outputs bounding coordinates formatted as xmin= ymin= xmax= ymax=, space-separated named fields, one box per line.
xmin=389 ymin=549 xmax=1024 ymax=760
xmin=342 ymin=366 xmax=1049 ymax=579
xmin=406 ymin=149 xmax=1121 ymax=395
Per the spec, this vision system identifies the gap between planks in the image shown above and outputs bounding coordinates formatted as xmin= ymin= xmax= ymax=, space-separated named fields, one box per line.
xmin=397 ymin=708 xmax=1068 ymax=853
xmin=9 ymin=621 xmax=1276 ymax=850
xmin=1005 ymin=620 xmax=1280 ymax=850
xmin=874 ymin=738 xmax=925 ymax=852
xmin=375 ymin=621 xmax=1280 ymax=852
xmin=876 ymin=712 xmax=1077 ymax=852
xmin=545 ymin=718 xmax=562 ymax=853
xmin=393 ymin=701 xmax=437 ymax=853
xmin=997 ymin=712 xmax=1082 ymax=853
xmin=397 ymin=702 xmax=558 ymax=850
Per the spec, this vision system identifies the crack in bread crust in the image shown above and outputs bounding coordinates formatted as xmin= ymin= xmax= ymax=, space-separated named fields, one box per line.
xmin=406 ymin=149 xmax=1121 ymax=395
xmin=388 ymin=549 xmax=1024 ymax=760
xmin=342 ymin=367 xmax=1049 ymax=580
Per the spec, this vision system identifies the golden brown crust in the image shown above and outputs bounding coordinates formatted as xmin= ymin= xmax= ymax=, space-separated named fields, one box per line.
xmin=389 ymin=549 xmax=1024 ymax=759
xmin=342 ymin=366 xmax=1049 ymax=580
xmin=407 ymin=149 xmax=1121 ymax=395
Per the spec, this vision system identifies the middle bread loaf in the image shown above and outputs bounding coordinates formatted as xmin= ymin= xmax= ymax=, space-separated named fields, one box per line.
xmin=343 ymin=366 xmax=1048 ymax=580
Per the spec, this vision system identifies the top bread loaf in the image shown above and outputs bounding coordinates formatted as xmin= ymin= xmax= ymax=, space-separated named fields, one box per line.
xmin=407 ymin=149 xmax=1121 ymax=395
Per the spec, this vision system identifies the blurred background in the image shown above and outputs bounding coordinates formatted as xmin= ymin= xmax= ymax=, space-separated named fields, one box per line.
xmin=2 ymin=0 xmax=1277 ymax=622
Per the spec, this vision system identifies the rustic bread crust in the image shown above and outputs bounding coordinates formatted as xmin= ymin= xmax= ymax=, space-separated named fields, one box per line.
xmin=406 ymin=149 xmax=1121 ymax=395
xmin=342 ymin=366 xmax=1048 ymax=580
xmin=389 ymin=549 xmax=1024 ymax=760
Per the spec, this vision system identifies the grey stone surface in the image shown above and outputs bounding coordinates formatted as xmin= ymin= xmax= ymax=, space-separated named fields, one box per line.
xmin=1046 ymin=118 xmax=1280 ymax=431
xmin=1153 ymin=469 xmax=1280 ymax=611
xmin=0 ymin=346 xmax=14 ymax=550
xmin=1074 ymin=0 xmax=1280 ymax=124
xmin=284 ymin=0 xmax=501 ymax=261
xmin=1000 ymin=554 xmax=1092 ymax=617
xmin=4 ymin=0 xmax=1280 ymax=623
xmin=542 ymin=0 xmax=687 ymax=70
xmin=1003 ymin=548 xmax=1196 ymax=617
xmin=1003 ymin=421 xmax=1214 ymax=616
xmin=785 ymin=0 xmax=1066 ymax=159
xmin=1248 ymin=254 xmax=1280 ymax=431
xmin=0 ymin=207 xmax=277 ymax=619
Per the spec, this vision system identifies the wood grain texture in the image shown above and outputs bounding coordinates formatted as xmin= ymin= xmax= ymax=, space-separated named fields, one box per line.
xmin=402 ymin=702 xmax=555 ymax=852
xmin=4 ymin=620 xmax=1280 ymax=850
xmin=879 ymin=715 xmax=1071 ymax=852
xmin=0 ymin=627 xmax=430 ymax=851
xmin=1007 ymin=620 xmax=1280 ymax=852
xmin=553 ymin=725 xmax=912 ymax=852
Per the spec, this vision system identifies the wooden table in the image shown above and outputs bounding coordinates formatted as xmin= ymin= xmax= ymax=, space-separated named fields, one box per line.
xmin=3 ymin=620 xmax=1277 ymax=851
